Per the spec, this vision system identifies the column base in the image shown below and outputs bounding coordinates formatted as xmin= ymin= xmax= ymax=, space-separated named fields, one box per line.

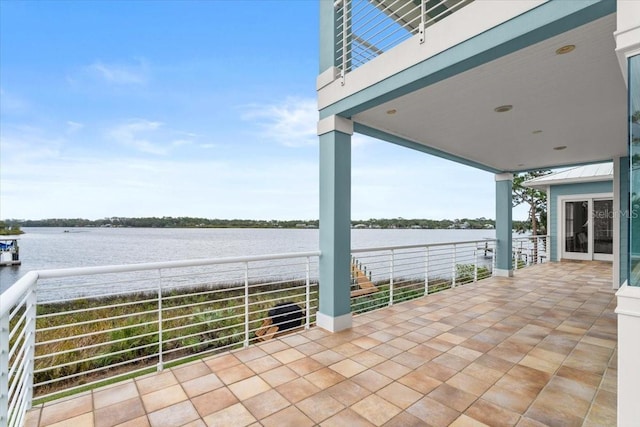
xmin=494 ymin=269 xmax=514 ymax=277
xmin=616 ymin=283 xmax=640 ymax=426
xmin=316 ymin=312 xmax=352 ymax=332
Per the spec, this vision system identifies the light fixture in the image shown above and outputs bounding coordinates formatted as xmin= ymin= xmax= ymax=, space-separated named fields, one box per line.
xmin=517 ymin=163 xmax=525 ymax=167
xmin=553 ymin=145 xmax=567 ymax=151
xmin=386 ymin=109 xmax=397 ymax=115
xmin=555 ymin=44 xmax=575 ymax=55
xmin=532 ymin=130 xmax=543 ymax=134
xmin=494 ymin=105 xmax=512 ymax=113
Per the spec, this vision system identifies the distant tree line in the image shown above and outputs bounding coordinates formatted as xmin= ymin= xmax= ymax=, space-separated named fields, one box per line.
xmin=3 ymin=216 xmax=529 ymax=230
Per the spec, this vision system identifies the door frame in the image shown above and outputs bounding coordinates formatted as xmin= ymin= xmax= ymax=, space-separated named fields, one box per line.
xmin=557 ymin=192 xmax=614 ymax=261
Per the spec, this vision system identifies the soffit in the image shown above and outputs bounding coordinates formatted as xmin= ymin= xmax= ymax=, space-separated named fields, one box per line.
xmin=352 ymin=14 xmax=627 ymax=172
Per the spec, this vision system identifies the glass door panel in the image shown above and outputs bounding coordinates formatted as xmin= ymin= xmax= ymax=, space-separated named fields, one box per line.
xmin=565 ymin=201 xmax=589 ymax=254
xmin=593 ymin=200 xmax=613 ymax=255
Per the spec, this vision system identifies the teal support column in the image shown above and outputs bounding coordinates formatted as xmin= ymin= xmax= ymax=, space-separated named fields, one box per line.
xmin=495 ymin=173 xmax=513 ymax=277
xmin=318 ymin=115 xmax=353 ymax=332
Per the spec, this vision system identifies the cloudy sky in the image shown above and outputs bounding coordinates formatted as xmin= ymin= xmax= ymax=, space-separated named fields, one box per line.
xmin=0 ymin=1 xmax=528 ymax=221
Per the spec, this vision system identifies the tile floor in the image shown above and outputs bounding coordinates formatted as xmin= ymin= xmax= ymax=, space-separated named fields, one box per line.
xmin=25 ymin=261 xmax=617 ymax=427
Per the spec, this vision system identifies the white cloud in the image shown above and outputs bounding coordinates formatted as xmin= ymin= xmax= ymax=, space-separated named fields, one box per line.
xmin=88 ymin=60 xmax=148 ymax=85
xmin=0 ymin=88 xmax=30 ymax=114
xmin=108 ymin=119 xmax=168 ymax=155
xmin=242 ymin=97 xmax=317 ymax=147
xmin=66 ymin=121 xmax=84 ymax=134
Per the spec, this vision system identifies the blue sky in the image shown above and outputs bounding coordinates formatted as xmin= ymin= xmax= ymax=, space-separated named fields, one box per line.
xmin=0 ymin=0 xmax=525 ymax=221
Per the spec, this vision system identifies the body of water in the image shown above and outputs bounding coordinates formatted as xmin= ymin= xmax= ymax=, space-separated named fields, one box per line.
xmin=0 ymin=227 xmax=495 ymax=294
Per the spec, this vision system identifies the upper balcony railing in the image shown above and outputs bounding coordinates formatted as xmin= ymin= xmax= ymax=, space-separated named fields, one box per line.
xmin=1 ymin=235 xmax=547 ymax=427
xmin=334 ymin=0 xmax=473 ymax=76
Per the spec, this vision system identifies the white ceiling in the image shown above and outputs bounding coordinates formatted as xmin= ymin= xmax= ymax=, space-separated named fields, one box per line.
xmin=352 ymin=14 xmax=627 ymax=172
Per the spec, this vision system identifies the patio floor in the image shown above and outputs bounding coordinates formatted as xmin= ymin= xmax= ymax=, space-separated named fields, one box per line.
xmin=25 ymin=261 xmax=617 ymax=427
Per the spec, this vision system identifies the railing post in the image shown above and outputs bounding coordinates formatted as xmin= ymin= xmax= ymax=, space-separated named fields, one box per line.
xmin=157 ymin=269 xmax=163 ymax=372
xmin=305 ymin=257 xmax=311 ymax=330
xmin=1 ymin=306 xmax=10 ymax=427
xmin=419 ymin=0 xmax=426 ymax=44
xmin=474 ymin=248 xmax=478 ymax=283
xmin=452 ymin=244 xmax=457 ymax=288
xmin=389 ymin=250 xmax=395 ymax=306
xmin=24 ymin=289 xmax=37 ymax=411
xmin=492 ymin=241 xmax=497 ymax=276
xmin=424 ymin=247 xmax=430 ymax=295
xmin=244 ymin=262 xmax=250 ymax=347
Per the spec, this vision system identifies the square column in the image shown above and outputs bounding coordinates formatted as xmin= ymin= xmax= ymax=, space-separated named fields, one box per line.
xmin=495 ymin=173 xmax=513 ymax=277
xmin=613 ymin=156 xmax=629 ymax=289
xmin=317 ymin=116 xmax=353 ymax=332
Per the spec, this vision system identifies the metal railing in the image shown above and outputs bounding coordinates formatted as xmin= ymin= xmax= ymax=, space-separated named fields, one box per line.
xmin=1 ymin=236 xmax=546 ymax=425
xmin=334 ymin=0 xmax=473 ymax=76
xmin=0 ymin=252 xmax=320 ymax=427
xmin=350 ymin=239 xmax=496 ymax=315
xmin=512 ymin=235 xmax=549 ymax=270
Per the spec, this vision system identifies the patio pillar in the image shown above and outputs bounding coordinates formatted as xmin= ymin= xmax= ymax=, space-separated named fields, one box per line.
xmin=317 ymin=115 xmax=353 ymax=332
xmin=495 ymin=173 xmax=513 ymax=277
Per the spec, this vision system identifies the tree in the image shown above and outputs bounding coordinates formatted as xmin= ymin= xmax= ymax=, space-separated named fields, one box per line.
xmin=512 ymin=170 xmax=551 ymax=236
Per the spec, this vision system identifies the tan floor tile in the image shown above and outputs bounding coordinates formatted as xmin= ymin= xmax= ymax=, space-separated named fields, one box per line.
xmin=40 ymin=394 xmax=92 ymax=426
xmin=429 ymin=382 xmax=478 ymax=413
xmin=260 ymin=365 xmax=299 ymax=387
xmin=279 ymin=332 xmax=311 ymax=347
xmin=297 ymin=392 xmax=345 ymax=423
xmin=351 ymin=394 xmax=401 ymax=426
xmin=351 ymin=368 xmax=393 ymax=392
xmin=94 ymin=381 xmax=139 ymax=409
xmin=390 ymin=351 xmax=426 ymax=369
xmin=202 ymin=402 xmax=256 ymax=427
xmin=320 ymin=408 xmax=375 ymax=427
xmin=518 ymin=354 xmax=560 ymax=373
xmin=148 ymin=401 xmax=200 ymax=427
xmin=191 ymin=387 xmax=238 ymax=417
xmin=172 ymin=361 xmax=212 ymax=383
xmin=228 ymin=375 xmax=271 ymax=400
xmin=203 ymin=353 xmax=241 ymax=372
xmin=407 ymin=343 xmax=443 ymax=360
xmin=136 ymin=372 xmax=178 ymax=395
xmin=288 ymin=356 xmax=325 ymax=375
xmin=244 ymin=355 xmax=282 ymax=374
xmin=437 ymin=332 xmax=467 ymax=345
xmin=449 ymin=414 xmax=491 ymax=427
xmin=382 ymin=411 xmax=428 ymax=427
xmin=352 ymin=336 xmax=382 ymax=350
xmin=233 ymin=345 xmax=269 ymax=363
xmin=295 ymin=340 xmax=328 ymax=356
xmin=258 ymin=339 xmax=290 ymax=354
xmin=24 ymin=407 xmax=41 ymax=427
xmin=311 ymin=349 xmax=346 ymax=365
xmin=94 ymin=397 xmax=145 ymax=427
xmin=418 ymin=361 xmax=458 ymax=382
xmin=465 ymin=398 xmax=521 ymax=427
xmin=181 ymin=373 xmax=224 ymax=398
xmin=448 ymin=345 xmax=484 ymax=362
xmin=46 ymin=412 xmax=93 ymax=427
xmin=217 ymin=364 xmax=255 ymax=385
xmin=277 ymin=377 xmax=321 ymax=403
xmin=397 ymin=369 xmax=442 ymax=394
xmin=481 ymin=383 xmax=536 ymax=413
xmin=333 ymin=342 xmax=366 ymax=357
xmin=325 ymin=379 xmax=371 ymax=406
xmin=370 ymin=343 xmax=404 ymax=358
xmin=243 ymin=389 xmax=290 ymax=420
xmin=178 ymin=421 xmax=205 ymax=427
xmin=330 ymin=358 xmax=368 ymax=378
xmin=114 ymin=415 xmax=150 ymax=427
xmin=372 ymin=360 xmax=412 ymax=380
xmin=350 ymin=350 xmax=387 ymax=368
xmin=304 ymin=367 xmax=346 ymax=389
xmin=272 ymin=347 xmax=306 ymax=364
xmin=446 ymin=372 xmax=492 ymax=397
xmin=376 ymin=382 xmax=422 ymax=409
xmin=406 ymin=396 xmax=460 ymax=427
xmin=260 ymin=405 xmax=315 ymax=427
xmin=141 ymin=384 xmax=188 ymax=413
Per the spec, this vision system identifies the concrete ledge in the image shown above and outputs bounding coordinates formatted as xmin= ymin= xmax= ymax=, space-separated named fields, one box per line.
xmin=317 ymin=115 xmax=353 ymax=136
xmin=317 ymin=66 xmax=340 ymax=91
xmin=316 ymin=311 xmax=352 ymax=332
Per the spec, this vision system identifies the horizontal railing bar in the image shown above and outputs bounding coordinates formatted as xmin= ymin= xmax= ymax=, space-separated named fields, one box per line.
xmin=38 ymin=297 xmax=159 ymax=319
xmin=37 ymin=308 xmax=159 ymax=332
xmin=352 ymin=240 xmax=495 ymax=254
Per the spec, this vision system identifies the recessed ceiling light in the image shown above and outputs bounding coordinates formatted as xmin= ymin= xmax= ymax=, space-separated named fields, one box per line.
xmin=386 ymin=109 xmax=397 ymax=115
xmin=494 ymin=105 xmax=512 ymax=113
xmin=553 ymin=145 xmax=567 ymax=151
xmin=517 ymin=163 xmax=525 ymax=167
xmin=555 ymin=45 xmax=575 ymax=55
xmin=532 ymin=130 xmax=543 ymax=134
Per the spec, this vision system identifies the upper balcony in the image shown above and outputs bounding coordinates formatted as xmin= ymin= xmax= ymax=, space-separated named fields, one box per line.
xmin=318 ymin=0 xmax=627 ymax=173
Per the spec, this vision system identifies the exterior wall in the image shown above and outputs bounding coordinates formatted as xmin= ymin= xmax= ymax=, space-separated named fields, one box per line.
xmin=548 ymin=181 xmax=612 ymax=261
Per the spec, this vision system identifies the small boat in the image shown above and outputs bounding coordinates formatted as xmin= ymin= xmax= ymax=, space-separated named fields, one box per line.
xmin=0 ymin=238 xmax=21 ymax=266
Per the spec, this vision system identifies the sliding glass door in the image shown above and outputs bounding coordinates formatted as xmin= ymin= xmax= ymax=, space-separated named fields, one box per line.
xmin=562 ymin=198 xmax=613 ymax=261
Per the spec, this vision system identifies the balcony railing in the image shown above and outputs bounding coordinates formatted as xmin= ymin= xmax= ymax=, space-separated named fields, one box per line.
xmin=1 ymin=236 xmax=546 ymax=427
xmin=335 ymin=0 xmax=473 ymax=76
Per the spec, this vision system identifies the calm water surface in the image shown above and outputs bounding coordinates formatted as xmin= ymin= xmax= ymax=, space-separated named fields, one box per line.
xmin=0 ymin=227 xmax=495 ymax=293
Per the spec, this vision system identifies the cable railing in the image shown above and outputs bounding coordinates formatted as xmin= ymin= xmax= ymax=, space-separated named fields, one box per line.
xmin=1 ymin=235 xmax=547 ymax=426
xmin=0 ymin=252 xmax=320 ymax=427
xmin=350 ymin=239 xmax=496 ymax=315
xmin=335 ymin=0 xmax=473 ymax=76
